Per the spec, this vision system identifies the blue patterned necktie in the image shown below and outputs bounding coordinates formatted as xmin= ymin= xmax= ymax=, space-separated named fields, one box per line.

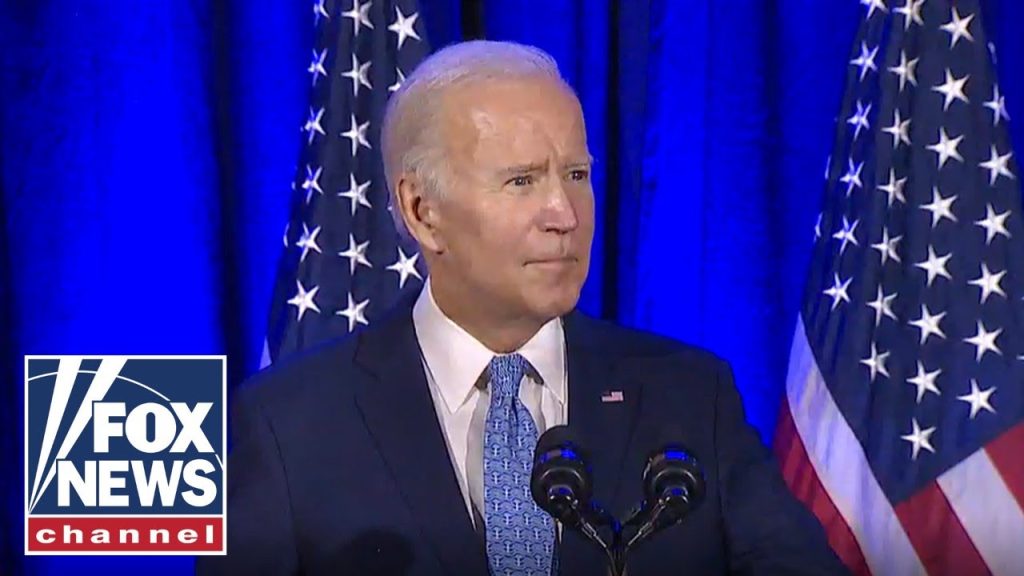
xmin=483 ymin=353 xmax=556 ymax=576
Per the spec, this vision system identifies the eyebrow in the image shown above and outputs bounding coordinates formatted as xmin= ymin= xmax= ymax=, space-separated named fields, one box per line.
xmin=499 ymin=162 xmax=547 ymax=176
xmin=564 ymin=156 xmax=595 ymax=169
xmin=497 ymin=156 xmax=594 ymax=177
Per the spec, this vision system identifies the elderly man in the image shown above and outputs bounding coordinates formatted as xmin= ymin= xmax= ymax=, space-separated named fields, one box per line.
xmin=197 ymin=41 xmax=848 ymax=576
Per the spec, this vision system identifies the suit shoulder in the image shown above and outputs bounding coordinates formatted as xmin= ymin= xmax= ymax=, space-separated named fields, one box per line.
xmin=236 ymin=334 xmax=360 ymax=409
xmin=572 ymin=313 xmax=729 ymax=372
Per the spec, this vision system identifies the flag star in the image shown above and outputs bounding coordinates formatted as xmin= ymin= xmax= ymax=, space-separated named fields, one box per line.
xmin=282 ymin=222 xmax=290 ymax=248
xmin=920 ymin=187 xmax=958 ymax=228
xmin=860 ymin=342 xmax=891 ymax=381
xmin=860 ymin=0 xmax=888 ymax=19
xmin=901 ymin=418 xmax=937 ymax=460
xmin=914 ymin=246 xmax=953 ymax=287
xmin=814 ymin=212 xmax=823 ymax=240
xmin=984 ymin=84 xmax=1011 ymax=126
xmin=308 ymin=48 xmax=328 ymax=86
xmin=342 ymin=54 xmax=373 ymax=97
xmin=313 ymin=0 xmax=330 ymax=25
xmin=979 ymin=144 xmax=1015 ymax=185
xmin=337 ymin=173 xmax=372 ymax=216
xmin=338 ymin=234 xmax=372 ymax=275
xmin=832 ymin=216 xmax=860 ymax=254
xmin=969 ymin=263 xmax=1007 ymax=304
xmin=342 ymin=0 xmax=374 ymax=36
xmin=303 ymin=107 xmax=326 ymax=144
xmin=958 ymin=380 xmax=996 ymax=419
xmin=932 ymin=69 xmax=970 ymax=111
xmin=907 ymin=362 xmax=942 ymax=404
xmin=823 ymin=273 xmax=852 ymax=310
xmin=888 ymin=51 xmax=919 ymax=93
xmin=336 ymin=293 xmax=370 ymax=332
xmin=840 ymin=158 xmax=864 ymax=196
xmin=940 ymin=6 xmax=975 ymax=48
xmin=302 ymin=165 xmax=324 ymax=203
xmin=847 ymin=100 xmax=872 ymax=139
xmin=871 ymin=228 xmax=902 ymax=265
xmin=850 ymin=43 xmax=879 ymax=81
xmin=877 ymin=169 xmax=907 ymax=207
xmin=974 ymin=204 xmax=1011 ymax=244
xmin=287 ymin=280 xmax=321 ymax=321
xmin=882 ymin=109 xmax=912 ymax=149
xmin=341 ymin=115 xmax=371 ymax=157
xmin=867 ymin=286 xmax=898 ymax=326
xmin=964 ymin=320 xmax=1002 ymax=361
xmin=296 ymin=223 xmax=322 ymax=262
xmin=927 ymin=127 xmax=964 ymax=169
xmin=389 ymin=68 xmax=406 ymax=93
xmin=894 ymin=0 xmax=924 ymax=30
xmin=386 ymin=247 xmax=423 ymax=289
xmin=909 ymin=304 xmax=947 ymax=345
xmin=388 ymin=6 xmax=421 ymax=50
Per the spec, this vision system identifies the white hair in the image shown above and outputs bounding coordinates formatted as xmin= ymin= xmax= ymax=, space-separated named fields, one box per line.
xmin=380 ymin=40 xmax=567 ymax=237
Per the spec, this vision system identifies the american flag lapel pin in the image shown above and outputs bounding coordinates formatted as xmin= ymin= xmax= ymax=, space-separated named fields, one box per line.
xmin=600 ymin=390 xmax=624 ymax=403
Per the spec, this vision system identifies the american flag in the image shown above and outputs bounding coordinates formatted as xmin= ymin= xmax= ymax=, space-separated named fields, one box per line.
xmin=262 ymin=0 xmax=428 ymax=366
xmin=775 ymin=1 xmax=1024 ymax=574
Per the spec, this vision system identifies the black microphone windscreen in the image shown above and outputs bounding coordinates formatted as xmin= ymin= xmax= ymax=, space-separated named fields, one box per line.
xmin=534 ymin=424 xmax=581 ymax=458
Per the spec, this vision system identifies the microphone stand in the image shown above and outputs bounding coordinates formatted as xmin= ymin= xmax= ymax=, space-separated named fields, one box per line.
xmin=611 ymin=499 xmax=673 ymax=576
xmin=561 ymin=497 xmax=626 ymax=576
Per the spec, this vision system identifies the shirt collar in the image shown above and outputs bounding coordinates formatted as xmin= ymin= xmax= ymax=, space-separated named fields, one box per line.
xmin=412 ymin=278 xmax=566 ymax=413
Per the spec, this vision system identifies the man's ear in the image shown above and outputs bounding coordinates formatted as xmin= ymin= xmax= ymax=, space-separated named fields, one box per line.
xmin=396 ymin=173 xmax=445 ymax=253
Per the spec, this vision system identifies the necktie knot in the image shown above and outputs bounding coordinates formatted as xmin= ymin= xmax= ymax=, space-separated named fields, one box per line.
xmin=488 ymin=353 xmax=528 ymax=399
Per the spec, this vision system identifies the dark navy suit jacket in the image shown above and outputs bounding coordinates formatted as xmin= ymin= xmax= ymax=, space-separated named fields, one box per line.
xmin=197 ymin=300 xmax=849 ymax=576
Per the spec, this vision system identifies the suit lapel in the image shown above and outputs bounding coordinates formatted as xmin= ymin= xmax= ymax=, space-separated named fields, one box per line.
xmin=352 ymin=302 xmax=489 ymax=575
xmin=559 ymin=311 xmax=645 ymax=574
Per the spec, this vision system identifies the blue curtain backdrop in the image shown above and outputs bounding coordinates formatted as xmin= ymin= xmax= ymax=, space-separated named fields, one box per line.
xmin=2 ymin=1 xmax=1023 ymax=574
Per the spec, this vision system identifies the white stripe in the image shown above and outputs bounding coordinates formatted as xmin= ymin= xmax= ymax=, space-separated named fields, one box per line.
xmin=28 ymin=357 xmax=81 ymax=510
xmin=260 ymin=338 xmax=272 ymax=369
xmin=786 ymin=318 xmax=926 ymax=576
xmin=937 ymin=447 xmax=1024 ymax=576
xmin=30 ymin=357 xmax=126 ymax=510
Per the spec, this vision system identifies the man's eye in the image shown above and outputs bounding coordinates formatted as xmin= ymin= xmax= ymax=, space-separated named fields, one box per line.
xmin=568 ymin=169 xmax=589 ymax=182
xmin=508 ymin=175 xmax=534 ymax=187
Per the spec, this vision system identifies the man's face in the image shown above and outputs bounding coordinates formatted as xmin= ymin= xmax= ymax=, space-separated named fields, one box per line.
xmin=428 ymin=75 xmax=594 ymax=324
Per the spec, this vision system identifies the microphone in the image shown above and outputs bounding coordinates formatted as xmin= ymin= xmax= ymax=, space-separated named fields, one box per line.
xmin=530 ymin=425 xmax=593 ymax=526
xmin=625 ymin=438 xmax=706 ymax=550
xmin=531 ymin=426 xmax=618 ymax=566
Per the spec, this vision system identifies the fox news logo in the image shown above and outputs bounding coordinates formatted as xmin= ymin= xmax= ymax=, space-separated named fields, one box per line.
xmin=25 ymin=356 xmax=226 ymax=555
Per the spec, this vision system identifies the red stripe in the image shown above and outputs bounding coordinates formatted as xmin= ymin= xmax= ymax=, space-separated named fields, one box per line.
xmin=984 ymin=421 xmax=1024 ymax=510
xmin=774 ymin=400 xmax=872 ymax=576
xmin=893 ymin=482 xmax=989 ymax=576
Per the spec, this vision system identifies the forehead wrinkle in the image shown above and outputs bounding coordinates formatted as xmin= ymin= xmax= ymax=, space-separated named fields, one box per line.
xmin=444 ymin=78 xmax=590 ymax=174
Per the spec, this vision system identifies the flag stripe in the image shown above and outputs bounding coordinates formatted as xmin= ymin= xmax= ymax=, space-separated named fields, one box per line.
xmin=893 ymin=482 xmax=989 ymax=576
xmin=782 ymin=2 xmax=1024 ymax=573
xmin=985 ymin=422 xmax=1024 ymax=510
xmin=785 ymin=319 xmax=926 ymax=576
xmin=937 ymin=446 xmax=1024 ymax=576
xmin=775 ymin=401 xmax=871 ymax=576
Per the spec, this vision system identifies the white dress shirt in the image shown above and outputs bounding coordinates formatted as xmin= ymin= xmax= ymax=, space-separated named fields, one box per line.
xmin=413 ymin=279 xmax=568 ymax=526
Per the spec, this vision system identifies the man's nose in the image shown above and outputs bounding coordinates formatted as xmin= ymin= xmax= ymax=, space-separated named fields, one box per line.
xmin=542 ymin=175 xmax=579 ymax=234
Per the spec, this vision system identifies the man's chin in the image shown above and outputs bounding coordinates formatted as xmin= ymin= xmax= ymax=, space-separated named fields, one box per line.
xmin=527 ymin=290 xmax=582 ymax=320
